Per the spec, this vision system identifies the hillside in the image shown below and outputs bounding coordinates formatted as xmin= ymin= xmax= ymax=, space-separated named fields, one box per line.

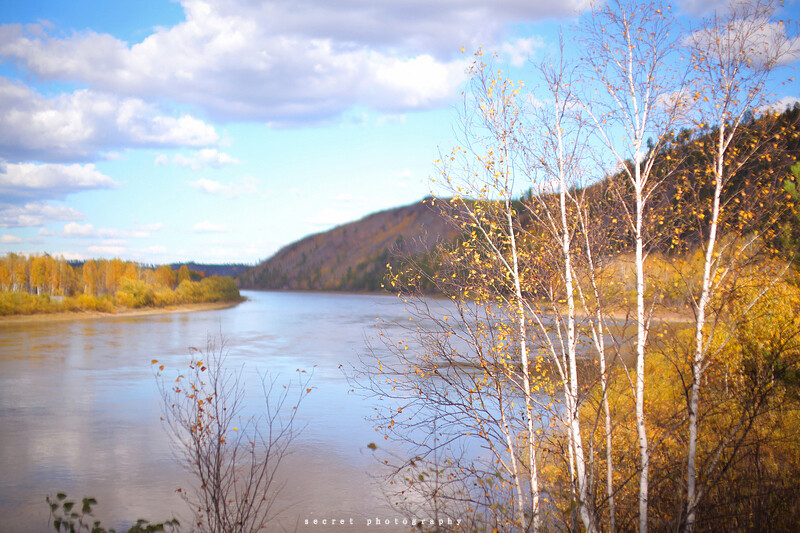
xmin=240 ymin=105 xmax=800 ymax=294
xmin=237 ymin=199 xmax=461 ymax=291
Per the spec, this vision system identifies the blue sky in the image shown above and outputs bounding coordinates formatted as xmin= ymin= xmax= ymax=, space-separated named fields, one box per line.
xmin=0 ymin=0 xmax=798 ymax=264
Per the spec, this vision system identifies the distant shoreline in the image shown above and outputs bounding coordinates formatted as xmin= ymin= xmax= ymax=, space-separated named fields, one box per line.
xmin=0 ymin=300 xmax=243 ymax=325
xmin=242 ymin=288 xmax=694 ymax=323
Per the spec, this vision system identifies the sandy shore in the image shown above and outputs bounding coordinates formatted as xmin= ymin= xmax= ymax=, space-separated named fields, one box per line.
xmin=0 ymin=300 xmax=243 ymax=325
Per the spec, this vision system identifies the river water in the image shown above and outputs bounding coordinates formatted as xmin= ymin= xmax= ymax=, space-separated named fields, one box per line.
xmin=0 ymin=291 xmax=431 ymax=532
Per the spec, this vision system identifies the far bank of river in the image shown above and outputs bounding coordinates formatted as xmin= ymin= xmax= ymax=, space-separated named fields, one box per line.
xmin=0 ymin=300 xmax=243 ymax=325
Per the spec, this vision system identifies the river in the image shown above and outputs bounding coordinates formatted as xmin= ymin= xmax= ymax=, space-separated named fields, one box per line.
xmin=0 ymin=291 xmax=431 ymax=532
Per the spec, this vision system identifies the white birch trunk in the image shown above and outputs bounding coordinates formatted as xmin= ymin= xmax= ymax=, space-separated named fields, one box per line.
xmin=634 ymin=159 xmax=650 ymax=533
xmin=684 ymin=122 xmax=726 ymax=533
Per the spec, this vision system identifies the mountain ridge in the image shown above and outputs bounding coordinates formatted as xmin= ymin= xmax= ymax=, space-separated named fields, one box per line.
xmin=237 ymin=199 xmax=460 ymax=291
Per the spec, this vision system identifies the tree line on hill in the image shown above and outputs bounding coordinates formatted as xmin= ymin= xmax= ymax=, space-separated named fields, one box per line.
xmin=239 ymin=104 xmax=800 ymax=301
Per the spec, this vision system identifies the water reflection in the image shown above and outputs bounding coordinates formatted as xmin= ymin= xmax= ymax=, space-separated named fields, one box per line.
xmin=0 ymin=291 xmax=414 ymax=533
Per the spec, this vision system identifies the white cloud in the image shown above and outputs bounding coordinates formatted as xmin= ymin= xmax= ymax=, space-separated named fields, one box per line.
xmin=0 ymin=201 xmax=83 ymax=227
xmin=154 ymin=154 xmax=169 ymax=166
xmin=192 ymin=220 xmax=229 ymax=233
xmin=1 ymin=234 xmax=22 ymax=243
xmin=685 ymin=17 xmax=800 ymax=69
xmin=0 ymin=162 xmax=117 ymax=202
xmin=501 ymin=36 xmax=545 ymax=67
xmin=760 ymin=96 xmax=800 ymax=114
xmin=0 ymin=77 xmax=218 ymax=162
xmin=679 ymin=0 xmax=734 ymax=15
xmin=60 ymin=251 xmax=85 ymax=261
xmin=62 ymin=222 xmax=95 ymax=238
xmin=137 ymin=222 xmax=164 ymax=232
xmin=174 ymin=148 xmax=239 ymax=170
xmin=62 ymin=221 xmax=163 ymax=239
xmin=38 ymin=227 xmax=55 ymax=236
xmin=370 ymin=54 xmax=468 ymax=109
xmin=0 ymin=0 xmax=591 ymax=126
xmin=187 ymin=176 xmax=258 ymax=198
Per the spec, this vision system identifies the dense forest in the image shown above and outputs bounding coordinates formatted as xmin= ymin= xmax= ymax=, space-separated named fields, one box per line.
xmin=0 ymin=254 xmax=241 ymax=315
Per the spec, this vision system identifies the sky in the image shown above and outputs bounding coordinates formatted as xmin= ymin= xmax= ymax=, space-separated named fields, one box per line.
xmin=0 ymin=0 xmax=798 ymax=265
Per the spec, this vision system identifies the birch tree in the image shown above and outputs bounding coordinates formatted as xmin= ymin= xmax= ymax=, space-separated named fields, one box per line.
xmin=578 ymin=2 xmax=686 ymax=530
xmin=433 ymin=53 xmax=545 ymax=530
xmin=680 ymin=2 xmax=798 ymax=530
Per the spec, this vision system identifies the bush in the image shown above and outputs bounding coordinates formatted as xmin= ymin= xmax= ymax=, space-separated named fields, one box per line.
xmin=76 ymin=293 xmax=115 ymax=312
xmin=114 ymin=278 xmax=155 ymax=308
xmin=152 ymin=287 xmax=177 ymax=307
xmin=175 ymin=279 xmax=202 ymax=303
xmin=0 ymin=292 xmax=60 ymax=315
xmin=198 ymin=276 xmax=240 ymax=302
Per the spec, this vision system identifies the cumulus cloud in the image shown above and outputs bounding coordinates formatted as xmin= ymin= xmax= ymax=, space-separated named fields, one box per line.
xmin=173 ymin=148 xmax=239 ymax=170
xmin=0 ymin=77 xmax=219 ymax=162
xmin=0 ymin=0 xmax=591 ymax=126
xmin=679 ymin=0 xmax=735 ymax=15
xmin=685 ymin=16 xmax=800 ymax=69
xmin=0 ymin=162 xmax=117 ymax=202
xmin=1 ymin=234 xmax=22 ymax=243
xmin=137 ymin=222 xmax=165 ymax=232
xmin=0 ymin=202 xmax=84 ymax=228
xmin=62 ymin=221 xmax=163 ymax=239
xmin=501 ymin=36 xmax=545 ymax=67
xmin=62 ymin=222 xmax=95 ymax=238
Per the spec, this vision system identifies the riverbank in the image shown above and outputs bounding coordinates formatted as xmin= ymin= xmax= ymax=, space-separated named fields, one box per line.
xmin=0 ymin=300 xmax=243 ymax=325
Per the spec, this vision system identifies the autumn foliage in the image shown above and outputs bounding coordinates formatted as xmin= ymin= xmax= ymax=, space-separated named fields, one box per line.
xmin=0 ymin=254 xmax=241 ymax=315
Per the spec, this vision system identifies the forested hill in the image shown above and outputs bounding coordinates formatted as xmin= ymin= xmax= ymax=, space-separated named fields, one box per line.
xmin=240 ymin=105 xmax=800 ymax=294
xmin=237 ymin=199 xmax=461 ymax=291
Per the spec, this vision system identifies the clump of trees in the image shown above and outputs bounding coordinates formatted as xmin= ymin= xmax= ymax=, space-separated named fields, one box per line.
xmin=0 ymin=254 xmax=241 ymax=315
xmin=362 ymin=1 xmax=800 ymax=531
